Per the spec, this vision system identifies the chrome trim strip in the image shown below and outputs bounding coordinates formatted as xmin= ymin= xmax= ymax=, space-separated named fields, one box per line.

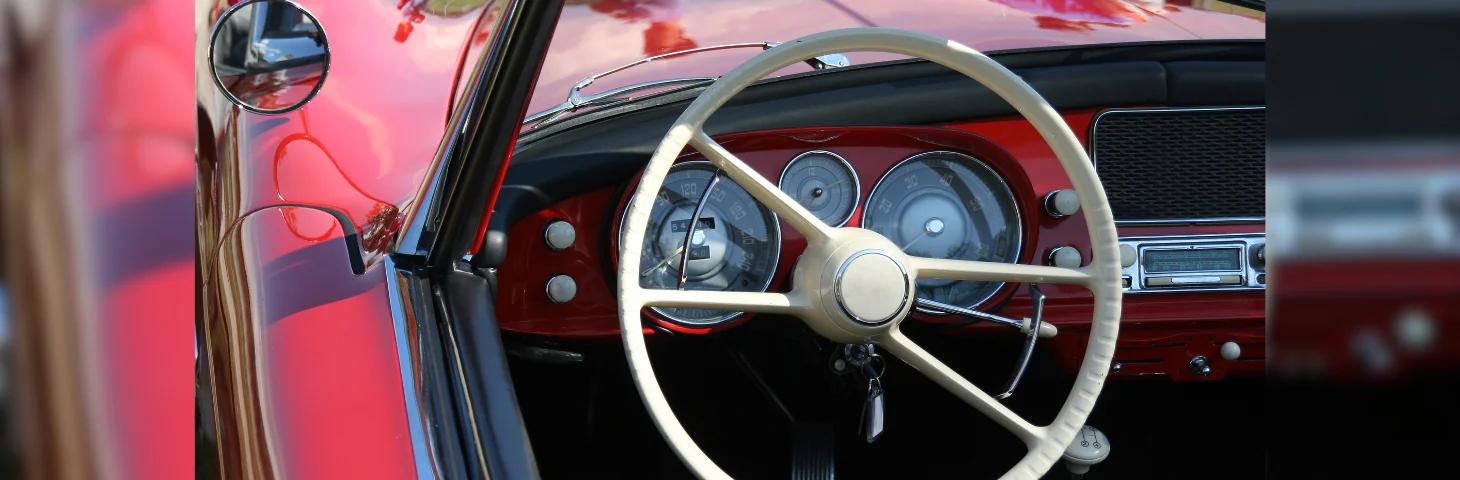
xmin=618 ymin=160 xmax=784 ymax=326
xmin=523 ymin=77 xmax=715 ymax=127
xmin=833 ymin=249 xmax=909 ymax=325
xmin=861 ymin=150 xmax=1024 ymax=314
xmin=1088 ymin=106 xmax=1266 ymax=226
xmin=206 ymin=0 xmax=330 ymax=115
xmin=384 ymin=256 xmax=441 ymax=479
xmin=777 ymin=149 xmax=861 ymax=227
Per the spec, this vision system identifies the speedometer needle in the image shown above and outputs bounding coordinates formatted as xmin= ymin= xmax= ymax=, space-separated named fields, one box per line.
xmin=641 ymin=246 xmax=685 ymax=276
xmin=901 ymin=232 xmax=927 ymax=251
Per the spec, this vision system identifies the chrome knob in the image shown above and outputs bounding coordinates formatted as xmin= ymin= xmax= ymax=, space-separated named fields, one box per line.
xmin=1188 ymin=355 xmax=1211 ymax=376
xmin=1048 ymin=246 xmax=1082 ymax=269
xmin=545 ymin=275 xmax=577 ymax=304
xmin=1044 ymin=189 xmax=1080 ymax=218
xmin=544 ymin=220 xmax=576 ymax=251
xmin=1251 ymin=243 xmax=1265 ymax=268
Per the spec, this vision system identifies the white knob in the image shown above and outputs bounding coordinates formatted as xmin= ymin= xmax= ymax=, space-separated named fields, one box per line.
xmin=1221 ymin=342 xmax=1241 ymax=361
xmin=1048 ymin=246 xmax=1082 ymax=269
xmin=544 ymin=220 xmax=576 ymax=251
xmin=1119 ymin=244 xmax=1136 ymax=268
xmin=1045 ymin=189 xmax=1081 ymax=218
xmin=1063 ymin=425 xmax=1111 ymax=475
xmin=545 ymin=275 xmax=577 ymax=304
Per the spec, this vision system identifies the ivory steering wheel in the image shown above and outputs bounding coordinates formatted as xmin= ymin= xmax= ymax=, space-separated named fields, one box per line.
xmin=616 ymin=27 xmax=1122 ymax=480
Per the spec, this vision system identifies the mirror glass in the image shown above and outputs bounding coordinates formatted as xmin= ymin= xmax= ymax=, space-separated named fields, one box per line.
xmin=210 ymin=0 xmax=329 ymax=114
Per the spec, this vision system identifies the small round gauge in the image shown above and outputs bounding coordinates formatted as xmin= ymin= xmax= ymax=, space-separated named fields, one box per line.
xmin=778 ymin=150 xmax=860 ymax=227
xmin=862 ymin=151 xmax=1022 ymax=312
xmin=622 ymin=161 xmax=782 ymax=325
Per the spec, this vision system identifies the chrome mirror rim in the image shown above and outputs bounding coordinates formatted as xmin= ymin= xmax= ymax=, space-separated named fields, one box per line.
xmin=207 ymin=0 xmax=331 ymax=115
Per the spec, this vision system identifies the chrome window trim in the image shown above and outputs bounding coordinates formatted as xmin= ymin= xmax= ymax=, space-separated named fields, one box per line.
xmin=1088 ymin=106 xmax=1267 ymax=226
xmin=384 ymin=256 xmax=445 ymax=479
xmin=861 ymin=150 xmax=1024 ymax=314
xmin=617 ymin=160 xmax=784 ymax=326
xmin=776 ymin=149 xmax=861 ymax=227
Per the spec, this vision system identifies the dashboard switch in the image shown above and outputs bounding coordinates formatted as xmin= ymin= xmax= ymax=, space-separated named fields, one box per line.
xmin=1048 ymin=246 xmax=1082 ymax=269
xmin=1044 ymin=189 xmax=1080 ymax=218
xmin=545 ymin=275 xmax=577 ymax=304
xmin=544 ymin=220 xmax=576 ymax=251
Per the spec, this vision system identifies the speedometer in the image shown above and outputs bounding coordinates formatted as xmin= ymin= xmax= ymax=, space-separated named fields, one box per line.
xmin=862 ymin=151 xmax=1021 ymax=311
xmin=623 ymin=161 xmax=782 ymax=325
xmin=779 ymin=150 xmax=860 ymax=227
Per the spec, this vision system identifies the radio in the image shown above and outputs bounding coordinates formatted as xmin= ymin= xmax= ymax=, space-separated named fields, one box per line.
xmin=1119 ymin=233 xmax=1266 ymax=293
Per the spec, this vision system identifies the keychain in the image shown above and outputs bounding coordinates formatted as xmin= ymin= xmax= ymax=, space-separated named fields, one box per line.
xmin=857 ymin=352 xmax=886 ymax=443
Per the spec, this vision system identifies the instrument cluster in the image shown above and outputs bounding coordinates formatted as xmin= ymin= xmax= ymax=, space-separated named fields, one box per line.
xmin=618 ymin=129 xmax=1033 ymax=327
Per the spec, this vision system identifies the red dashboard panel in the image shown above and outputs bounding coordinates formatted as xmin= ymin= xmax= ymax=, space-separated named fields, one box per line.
xmin=496 ymin=110 xmax=1266 ymax=380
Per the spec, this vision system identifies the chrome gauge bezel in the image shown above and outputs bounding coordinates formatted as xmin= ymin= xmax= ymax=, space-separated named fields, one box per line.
xmin=618 ymin=160 xmax=783 ymax=326
xmin=861 ymin=150 xmax=1024 ymax=314
xmin=777 ymin=149 xmax=861 ymax=227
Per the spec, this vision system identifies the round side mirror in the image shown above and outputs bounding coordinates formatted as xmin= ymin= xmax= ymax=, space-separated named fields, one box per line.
xmin=209 ymin=0 xmax=329 ymax=115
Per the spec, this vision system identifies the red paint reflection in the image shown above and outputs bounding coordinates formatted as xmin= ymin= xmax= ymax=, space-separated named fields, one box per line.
xmin=582 ymin=0 xmax=696 ymax=55
xmin=991 ymin=0 xmax=1149 ymax=34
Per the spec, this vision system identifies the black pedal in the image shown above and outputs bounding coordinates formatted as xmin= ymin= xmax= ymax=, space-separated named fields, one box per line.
xmin=790 ymin=421 xmax=835 ymax=480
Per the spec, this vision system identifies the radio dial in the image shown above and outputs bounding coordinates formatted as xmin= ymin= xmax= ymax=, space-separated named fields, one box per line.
xmin=1119 ymin=244 xmax=1136 ymax=268
xmin=1252 ymin=244 xmax=1265 ymax=269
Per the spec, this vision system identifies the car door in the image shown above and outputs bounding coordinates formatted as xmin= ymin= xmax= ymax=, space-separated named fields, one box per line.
xmin=196 ymin=0 xmax=563 ymax=478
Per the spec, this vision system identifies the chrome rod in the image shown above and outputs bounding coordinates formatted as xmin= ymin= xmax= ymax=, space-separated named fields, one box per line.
xmin=995 ymin=284 xmax=1045 ymax=400
xmin=678 ymin=170 xmax=723 ymax=289
xmin=913 ymin=297 xmax=1025 ymax=330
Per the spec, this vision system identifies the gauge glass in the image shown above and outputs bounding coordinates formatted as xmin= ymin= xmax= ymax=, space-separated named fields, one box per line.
xmin=778 ymin=150 xmax=860 ymax=227
xmin=623 ymin=162 xmax=782 ymax=325
xmin=862 ymin=151 xmax=1021 ymax=311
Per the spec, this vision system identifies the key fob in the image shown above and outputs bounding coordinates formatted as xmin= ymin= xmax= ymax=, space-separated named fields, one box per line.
xmin=864 ymin=382 xmax=884 ymax=443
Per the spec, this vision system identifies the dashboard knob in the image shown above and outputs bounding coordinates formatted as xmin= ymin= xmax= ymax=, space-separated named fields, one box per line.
xmin=1044 ymin=189 xmax=1081 ymax=218
xmin=1220 ymin=342 xmax=1241 ymax=361
xmin=1119 ymin=244 xmax=1136 ymax=268
xmin=1048 ymin=246 xmax=1082 ymax=269
xmin=544 ymin=220 xmax=576 ymax=251
xmin=545 ymin=275 xmax=577 ymax=304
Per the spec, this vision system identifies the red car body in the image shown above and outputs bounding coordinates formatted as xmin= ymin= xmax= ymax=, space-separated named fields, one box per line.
xmin=185 ymin=1 xmax=1263 ymax=479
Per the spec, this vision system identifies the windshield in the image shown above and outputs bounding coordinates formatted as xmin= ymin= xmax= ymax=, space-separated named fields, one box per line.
xmin=526 ymin=0 xmax=1264 ymax=120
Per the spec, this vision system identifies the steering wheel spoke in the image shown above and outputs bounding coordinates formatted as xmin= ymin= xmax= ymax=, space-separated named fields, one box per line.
xmin=875 ymin=328 xmax=1047 ymax=446
xmin=637 ymin=288 xmax=802 ymax=316
xmin=908 ymin=256 xmax=1094 ymax=287
xmin=690 ymin=131 xmax=833 ymax=243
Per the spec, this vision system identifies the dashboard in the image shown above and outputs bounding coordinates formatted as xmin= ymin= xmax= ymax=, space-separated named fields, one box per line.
xmin=495 ymin=107 xmax=1267 ymax=381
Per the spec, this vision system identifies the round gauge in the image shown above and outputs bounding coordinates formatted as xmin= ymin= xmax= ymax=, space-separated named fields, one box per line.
xmin=623 ymin=161 xmax=782 ymax=325
xmin=778 ymin=150 xmax=860 ymax=227
xmin=862 ymin=151 xmax=1022 ymax=312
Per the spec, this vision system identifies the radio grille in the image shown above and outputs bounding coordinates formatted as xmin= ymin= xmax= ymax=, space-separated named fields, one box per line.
xmin=1090 ymin=108 xmax=1266 ymax=222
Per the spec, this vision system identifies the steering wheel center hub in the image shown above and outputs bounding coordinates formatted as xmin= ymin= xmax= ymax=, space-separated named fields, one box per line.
xmin=833 ymin=249 xmax=910 ymax=325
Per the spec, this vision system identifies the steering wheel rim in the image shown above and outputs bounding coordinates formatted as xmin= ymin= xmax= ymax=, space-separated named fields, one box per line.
xmin=617 ymin=27 xmax=1122 ymax=480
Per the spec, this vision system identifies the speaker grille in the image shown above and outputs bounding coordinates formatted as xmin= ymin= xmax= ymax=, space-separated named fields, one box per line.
xmin=1090 ymin=107 xmax=1266 ymax=222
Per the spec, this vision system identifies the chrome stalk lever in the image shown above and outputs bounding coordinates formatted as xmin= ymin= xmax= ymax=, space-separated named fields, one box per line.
xmin=678 ymin=170 xmax=723 ymax=289
xmin=996 ymin=284 xmax=1045 ymax=399
xmin=913 ymin=295 xmax=1057 ymax=338
xmin=911 ymin=285 xmax=1051 ymax=399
